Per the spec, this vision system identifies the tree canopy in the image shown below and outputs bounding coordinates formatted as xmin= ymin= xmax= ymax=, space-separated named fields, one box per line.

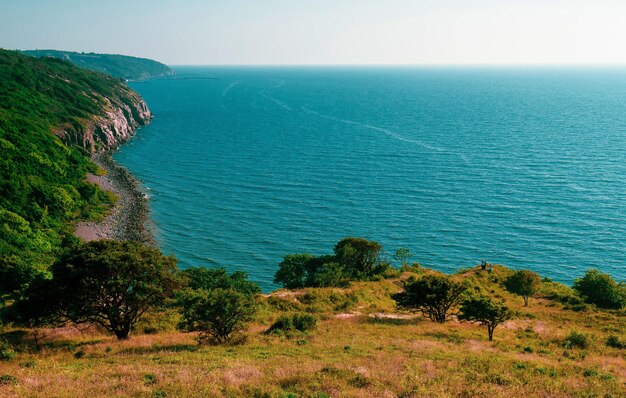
xmin=459 ymin=296 xmax=512 ymax=341
xmin=504 ymin=269 xmax=542 ymax=306
xmin=392 ymin=275 xmax=467 ymax=323
xmin=15 ymin=240 xmax=180 ymax=339
xmin=573 ymin=269 xmax=625 ymax=309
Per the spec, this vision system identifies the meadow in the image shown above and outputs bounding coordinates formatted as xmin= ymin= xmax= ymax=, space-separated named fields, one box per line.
xmin=1 ymin=265 xmax=624 ymax=398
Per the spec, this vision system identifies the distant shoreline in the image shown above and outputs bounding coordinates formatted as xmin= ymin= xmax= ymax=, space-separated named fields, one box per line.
xmin=75 ymin=152 xmax=153 ymax=244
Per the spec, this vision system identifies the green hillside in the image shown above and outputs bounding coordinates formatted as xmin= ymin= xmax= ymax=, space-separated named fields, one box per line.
xmin=22 ymin=49 xmax=172 ymax=80
xmin=0 ymin=49 xmax=145 ymax=295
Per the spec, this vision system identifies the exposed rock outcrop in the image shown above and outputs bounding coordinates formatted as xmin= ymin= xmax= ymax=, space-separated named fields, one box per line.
xmin=53 ymin=85 xmax=152 ymax=153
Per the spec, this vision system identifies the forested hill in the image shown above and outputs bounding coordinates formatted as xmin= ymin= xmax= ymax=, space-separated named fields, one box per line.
xmin=0 ymin=49 xmax=150 ymax=295
xmin=22 ymin=49 xmax=173 ymax=80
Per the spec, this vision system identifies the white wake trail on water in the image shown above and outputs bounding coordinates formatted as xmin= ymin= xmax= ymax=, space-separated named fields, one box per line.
xmin=260 ymin=80 xmax=292 ymax=111
xmin=222 ymin=80 xmax=240 ymax=97
xmin=301 ymin=106 xmax=460 ymax=157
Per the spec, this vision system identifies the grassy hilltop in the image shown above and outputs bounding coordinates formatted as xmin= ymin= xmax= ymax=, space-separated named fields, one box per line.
xmin=22 ymin=50 xmax=172 ymax=80
xmin=0 ymin=263 xmax=624 ymax=397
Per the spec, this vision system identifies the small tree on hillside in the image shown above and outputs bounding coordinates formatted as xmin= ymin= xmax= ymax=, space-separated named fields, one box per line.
xmin=459 ymin=296 xmax=512 ymax=341
xmin=334 ymin=237 xmax=385 ymax=278
xmin=573 ymin=269 xmax=625 ymax=309
xmin=178 ymin=288 xmax=256 ymax=345
xmin=504 ymin=270 xmax=542 ymax=306
xmin=393 ymin=247 xmax=413 ymax=267
xmin=392 ymin=275 xmax=467 ymax=323
xmin=15 ymin=240 xmax=180 ymax=339
xmin=273 ymin=254 xmax=317 ymax=289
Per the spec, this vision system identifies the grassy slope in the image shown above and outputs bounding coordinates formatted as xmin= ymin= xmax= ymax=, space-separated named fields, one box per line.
xmin=0 ymin=266 xmax=623 ymax=397
xmin=22 ymin=50 xmax=172 ymax=80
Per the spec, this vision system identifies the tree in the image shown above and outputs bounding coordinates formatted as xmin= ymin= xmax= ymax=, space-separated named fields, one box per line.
xmin=178 ymin=288 xmax=256 ymax=345
xmin=392 ymin=275 xmax=467 ymax=323
xmin=504 ymin=270 xmax=542 ymax=306
xmin=393 ymin=247 xmax=413 ymax=267
xmin=334 ymin=237 xmax=385 ymax=278
xmin=16 ymin=240 xmax=180 ymax=339
xmin=273 ymin=254 xmax=316 ymax=289
xmin=573 ymin=269 xmax=625 ymax=309
xmin=459 ymin=296 xmax=512 ymax=341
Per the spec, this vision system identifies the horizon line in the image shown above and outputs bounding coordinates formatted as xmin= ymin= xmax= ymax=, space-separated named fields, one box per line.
xmin=166 ymin=62 xmax=626 ymax=68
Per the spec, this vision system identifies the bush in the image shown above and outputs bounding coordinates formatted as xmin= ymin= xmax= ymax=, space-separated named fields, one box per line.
xmin=178 ymin=288 xmax=256 ymax=345
xmin=0 ymin=375 xmax=18 ymax=386
xmin=0 ymin=340 xmax=15 ymax=361
xmin=265 ymin=313 xmax=317 ymax=335
xmin=606 ymin=335 xmax=625 ymax=349
xmin=563 ymin=331 xmax=589 ymax=349
xmin=573 ymin=269 xmax=625 ymax=309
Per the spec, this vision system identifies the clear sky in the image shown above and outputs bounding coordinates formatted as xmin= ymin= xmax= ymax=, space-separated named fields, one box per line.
xmin=2 ymin=0 xmax=626 ymax=65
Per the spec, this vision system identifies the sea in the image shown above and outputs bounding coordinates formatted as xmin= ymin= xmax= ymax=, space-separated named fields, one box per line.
xmin=116 ymin=66 xmax=626 ymax=292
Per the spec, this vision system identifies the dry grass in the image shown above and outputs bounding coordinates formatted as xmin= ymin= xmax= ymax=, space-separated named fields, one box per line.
xmin=1 ymin=267 xmax=624 ymax=397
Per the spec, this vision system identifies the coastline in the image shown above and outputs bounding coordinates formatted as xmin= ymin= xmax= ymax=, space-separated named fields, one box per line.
xmin=75 ymin=152 xmax=154 ymax=244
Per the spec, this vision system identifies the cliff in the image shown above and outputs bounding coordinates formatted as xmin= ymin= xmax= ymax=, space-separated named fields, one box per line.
xmin=52 ymin=82 xmax=152 ymax=152
xmin=22 ymin=49 xmax=173 ymax=80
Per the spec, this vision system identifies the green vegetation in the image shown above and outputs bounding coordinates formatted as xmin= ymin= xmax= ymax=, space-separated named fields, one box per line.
xmin=392 ymin=274 xmax=467 ymax=322
xmin=177 ymin=267 xmax=259 ymax=344
xmin=504 ymin=269 xmax=542 ymax=306
xmin=178 ymin=288 xmax=257 ymax=345
xmin=265 ymin=313 xmax=317 ymax=335
xmin=458 ymin=295 xmax=512 ymax=341
xmin=14 ymin=241 xmax=180 ymax=339
xmin=0 ymin=238 xmax=623 ymax=396
xmin=0 ymin=49 xmax=151 ymax=298
xmin=23 ymin=50 xmax=172 ymax=80
xmin=573 ymin=269 xmax=626 ymax=309
xmin=273 ymin=237 xmax=389 ymax=289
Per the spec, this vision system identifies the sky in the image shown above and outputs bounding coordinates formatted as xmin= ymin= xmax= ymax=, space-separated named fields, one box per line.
xmin=2 ymin=0 xmax=626 ymax=65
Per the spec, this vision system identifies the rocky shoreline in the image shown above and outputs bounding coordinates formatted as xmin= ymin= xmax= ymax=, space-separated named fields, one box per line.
xmin=75 ymin=153 xmax=154 ymax=244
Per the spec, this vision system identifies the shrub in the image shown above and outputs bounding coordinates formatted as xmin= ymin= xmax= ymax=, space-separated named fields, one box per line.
xmin=504 ymin=270 xmax=541 ymax=306
xmin=392 ymin=275 xmax=467 ymax=323
xmin=19 ymin=360 xmax=36 ymax=368
xmin=178 ymin=288 xmax=256 ymax=345
xmin=265 ymin=313 xmax=317 ymax=335
xmin=0 ymin=375 xmax=18 ymax=385
xmin=563 ymin=331 xmax=589 ymax=349
xmin=606 ymin=335 xmax=625 ymax=349
xmin=0 ymin=340 xmax=15 ymax=361
xmin=144 ymin=373 xmax=157 ymax=385
xmin=573 ymin=269 xmax=625 ymax=309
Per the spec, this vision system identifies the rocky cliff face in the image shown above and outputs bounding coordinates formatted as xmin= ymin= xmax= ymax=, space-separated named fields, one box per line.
xmin=53 ymin=85 xmax=152 ymax=153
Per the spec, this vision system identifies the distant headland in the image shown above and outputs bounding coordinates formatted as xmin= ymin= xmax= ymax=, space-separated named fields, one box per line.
xmin=22 ymin=49 xmax=173 ymax=80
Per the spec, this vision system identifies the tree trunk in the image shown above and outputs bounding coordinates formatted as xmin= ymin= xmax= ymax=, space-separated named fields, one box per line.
xmin=488 ymin=325 xmax=494 ymax=341
xmin=524 ymin=295 xmax=529 ymax=307
xmin=113 ymin=325 xmax=131 ymax=340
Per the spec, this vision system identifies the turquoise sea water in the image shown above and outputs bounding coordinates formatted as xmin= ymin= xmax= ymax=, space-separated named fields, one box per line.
xmin=117 ymin=67 xmax=626 ymax=292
